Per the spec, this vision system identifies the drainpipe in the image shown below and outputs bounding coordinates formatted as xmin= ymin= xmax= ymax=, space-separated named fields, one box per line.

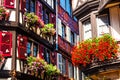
xmin=55 ymin=0 xmax=58 ymax=51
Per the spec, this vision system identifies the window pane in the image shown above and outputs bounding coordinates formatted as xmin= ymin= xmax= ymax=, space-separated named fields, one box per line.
xmin=97 ymin=14 xmax=109 ymax=36
xmin=26 ymin=0 xmax=29 ymax=12
xmin=62 ymin=24 xmax=66 ymax=39
xmin=71 ymin=31 xmax=74 ymax=44
xmin=45 ymin=12 xmax=49 ymax=24
xmin=59 ymin=55 xmax=62 ymax=62
xmin=60 ymin=0 xmax=65 ymax=10
xmin=66 ymin=0 xmax=71 ymax=15
xmin=51 ymin=0 xmax=54 ymax=9
xmin=83 ymin=20 xmax=92 ymax=40
xmin=44 ymin=48 xmax=50 ymax=63
xmin=30 ymin=0 xmax=35 ymax=12
xmin=33 ymin=44 xmax=38 ymax=57
xmin=27 ymin=42 xmax=31 ymax=56
xmin=68 ymin=62 xmax=73 ymax=78
xmin=57 ymin=53 xmax=62 ymax=73
xmin=59 ymin=64 xmax=62 ymax=73
xmin=62 ymin=58 xmax=66 ymax=75
xmin=47 ymin=0 xmax=52 ymax=7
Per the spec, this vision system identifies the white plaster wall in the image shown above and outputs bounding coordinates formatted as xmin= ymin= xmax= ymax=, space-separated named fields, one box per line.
xmin=3 ymin=58 xmax=12 ymax=70
xmin=66 ymin=26 xmax=71 ymax=42
xmin=72 ymin=0 xmax=78 ymax=11
xmin=0 ymin=78 xmax=11 ymax=80
xmin=9 ymin=11 xmax=16 ymax=21
xmin=19 ymin=12 xmax=22 ymax=24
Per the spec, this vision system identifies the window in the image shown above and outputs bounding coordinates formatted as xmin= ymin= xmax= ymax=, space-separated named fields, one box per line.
xmin=62 ymin=23 xmax=66 ymax=39
xmin=71 ymin=31 xmax=75 ymax=45
xmin=60 ymin=0 xmax=72 ymax=16
xmin=42 ymin=8 xmax=50 ymax=24
xmin=83 ymin=20 xmax=92 ymax=40
xmin=97 ymin=14 xmax=110 ymax=36
xmin=33 ymin=44 xmax=38 ymax=57
xmin=45 ymin=12 xmax=49 ymax=24
xmin=68 ymin=62 xmax=74 ymax=78
xmin=62 ymin=58 xmax=66 ymax=75
xmin=44 ymin=0 xmax=55 ymax=9
xmin=57 ymin=53 xmax=66 ymax=75
xmin=57 ymin=53 xmax=62 ymax=73
xmin=26 ymin=0 xmax=35 ymax=13
xmin=27 ymin=42 xmax=32 ymax=56
xmin=74 ymin=67 xmax=77 ymax=80
xmin=44 ymin=48 xmax=50 ymax=64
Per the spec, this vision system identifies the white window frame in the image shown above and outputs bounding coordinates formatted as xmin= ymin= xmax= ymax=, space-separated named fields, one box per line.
xmin=57 ymin=53 xmax=63 ymax=73
xmin=97 ymin=14 xmax=110 ymax=37
xmin=83 ymin=20 xmax=92 ymax=40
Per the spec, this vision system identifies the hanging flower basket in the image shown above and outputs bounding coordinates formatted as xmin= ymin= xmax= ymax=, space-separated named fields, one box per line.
xmin=71 ymin=34 xmax=119 ymax=67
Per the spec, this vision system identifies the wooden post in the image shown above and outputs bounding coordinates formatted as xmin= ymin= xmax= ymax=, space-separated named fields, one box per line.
xmin=11 ymin=31 xmax=17 ymax=80
xmin=16 ymin=0 xmax=20 ymax=24
xmin=79 ymin=20 xmax=84 ymax=41
xmin=90 ymin=12 xmax=97 ymax=38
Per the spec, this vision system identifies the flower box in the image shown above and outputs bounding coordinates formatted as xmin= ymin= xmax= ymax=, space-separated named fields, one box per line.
xmin=0 ymin=6 xmax=9 ymax=21
xmin=71 ymin=34 xmax=118 ymax=67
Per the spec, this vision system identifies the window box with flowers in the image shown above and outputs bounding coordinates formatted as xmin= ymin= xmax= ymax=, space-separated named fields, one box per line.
xmin=71 ymin=34 xmax=119 ymax=67
xmin=0 ymin=6 xmax=9 ymax=21
xmin=24 ymin=13 xmax=44 ymax=32
xmin=27 ymin=56 xmax=60 ymax=79
xmin=40 ymin=23 xmax=55 ymax=37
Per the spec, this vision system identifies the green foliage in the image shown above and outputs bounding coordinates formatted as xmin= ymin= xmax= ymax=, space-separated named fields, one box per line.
xmin=27 ymin=56 xmax=36 ymax=66
xmin=44 ymin=64 xmax=60 ymax=76
xmin=25 ymin=13 xmax=38 ymax=26
xmin=0 ymin=7 xmax=6 ymax=15
xmin=40 ymin=23 xmax=55 ymax=35
xmin=27 ymin=56 xmax=60 ymax=77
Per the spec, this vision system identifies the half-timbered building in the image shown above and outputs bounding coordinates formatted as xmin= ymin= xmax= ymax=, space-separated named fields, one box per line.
xmin=0 ymin=0 xmax=80 ymax=80
xmin=72 ymin=0 xmax=120 ymax=79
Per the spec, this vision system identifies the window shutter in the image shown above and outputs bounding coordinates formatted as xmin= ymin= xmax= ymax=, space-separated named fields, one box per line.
xmin=39 ymin=44 xmax=44 ymax=59
xmin=4 ymin=0 xmax=14 ymax=8
xmin=50 ymin=13 xmax=56 ymax=24
xmin=68 ymin=26 xmax=71 ymax=42
xmin=36 ymin=1 xmax=42 ymax=18
xmin=20 ymin=0 xmax=26 ymax=13
xmin=74 ymin=33 xmax=77 ymax=45
xmin=58 ymin=18 xmax=62 ymax=36
xmin=0 ymin=31 xmax=12 ymax=57
xmin=57 ymin=53 xmax=62 ymax=73
xmin=49 ymin=13 xmax=53 ymax=23
xmin=18 ymin=35 xmax=27 ymax=59
xmin=50 ymin=52 xmax=56 ymax=65
xmin=66 ymin=26 xmax=71 ymax=42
